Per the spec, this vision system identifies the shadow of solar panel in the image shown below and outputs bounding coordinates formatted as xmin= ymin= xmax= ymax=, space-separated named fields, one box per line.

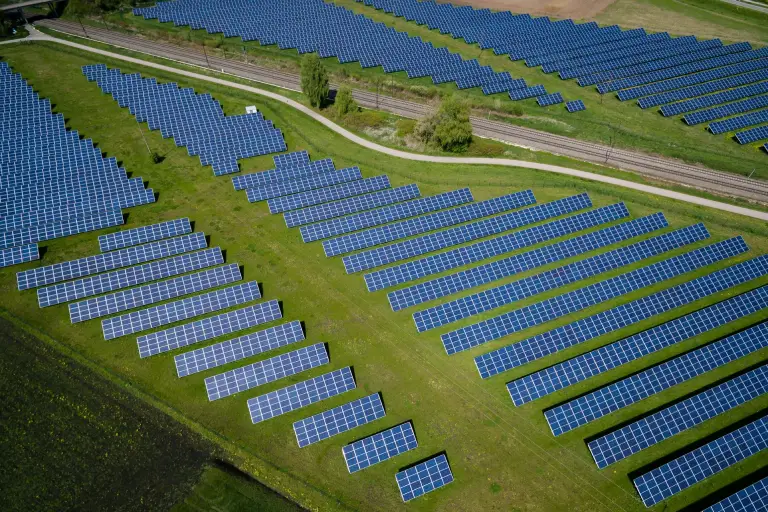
xmin=736 ymin=125 xmax=768 ymax=144
xmin=589 ymin=364 xmax=768 ymax=469
xmin=247 ymin=167 xmax=362 ymax=203
xmin=38 ymin=247 xmax=224 ymax=308
xmin=175 ymin=320 xmax=305 ymax=377
xmin=634 ymin=415 xmax=768 ymax=507
xmin=343 ymin=422 xmax=418 ymax=473
xmin=285 ymin=184 xmax=420 ymax=228
xmin=565 ymin=100 xmax=586 ymax=112
xmin=232 ymin=159 xmax=334 ymax=191
xmin=708 ymin=109 xmax=768 ymax=134
xmin=396 ymin=454 xmax=453 ymax=502
xmin=516 ymin=281 xmax=768 ymax=410
xmin=0 ymin=209 xmax=124 ymax=250
xmin=19 ymin=232 xmax=207 ymax=291
xmin=99 ymin=218 xmax=191 ymax=252
xmin=247 ymin=367 xmax=356 ymax=424
xmin=305 ymin=188 xmax=473 ymax=244
xmin=293 ymin=393 xmax=385 ymax=448
xmin=70 ymin=263 xmax=240 ymax=324
xmin=381 ymin=203 xmax=643 ymax=304
xmin=416 ymin=223 xmax=708 ymax=332
xmin=205 ymin=343 xmax=329 ymax=401
xmin=137 ymin=299 xmax=281 ymax=358
xmin=268 ymin=175 xmax=391 ymax=214
xmin=703 ymin=476 xmax=768 ymax=512
xmin=448 ymin=235 xmax=745 ymax=356
xmin=0 ymin=243 xmax=38 ymax=268
xmin=273 ymin=150 xmax=309 ymax=168
xmin=541 ymin=296 xmax=768 ymax=437
xmin=344 ymin=193 xmax=590 ymax=275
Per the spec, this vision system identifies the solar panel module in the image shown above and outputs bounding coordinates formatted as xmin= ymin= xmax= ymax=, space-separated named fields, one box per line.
xmin=396 ymin=454 xmax=454 ymax=502
xmin=293 ymin=393 xmax=385 ymax=447
xmin=343 ymin=422 xmax=418 ymax=473
xmin=0 ymin=244 xmax=39 ymax=269
xmin=99 ymin=218 xmax=191 ymax=252
xmin=703 ymin=477 xmax=768 ymax=512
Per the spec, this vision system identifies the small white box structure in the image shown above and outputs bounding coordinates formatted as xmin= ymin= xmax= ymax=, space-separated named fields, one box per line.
xmin=245 ymin=105 xmax=258 ymax=114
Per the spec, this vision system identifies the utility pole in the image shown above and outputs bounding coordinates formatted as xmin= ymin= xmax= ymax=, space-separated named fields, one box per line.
xmin=77 ymin=15 xmax=88 ymax=38
xmin=202 ymin=44 xmax=210 ymax=68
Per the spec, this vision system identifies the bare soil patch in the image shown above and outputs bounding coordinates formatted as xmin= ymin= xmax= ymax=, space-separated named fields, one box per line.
xmin=435 ymin=0 xmax=618 ymax=19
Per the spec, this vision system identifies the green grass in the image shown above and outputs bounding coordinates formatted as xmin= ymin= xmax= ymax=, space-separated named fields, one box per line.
xmin=1 ymin=41 xmax=767 ymax=512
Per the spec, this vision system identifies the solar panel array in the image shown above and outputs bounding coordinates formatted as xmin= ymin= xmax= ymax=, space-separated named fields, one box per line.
xmin=396 ymin=454 xmax=454 ymax=502
xmin=638 ymin=68 xmax=768 ymax=109
xmin=565 ymin=100 xmax=586 ymax=113
xmin=248 ymin=367 xmax=356 ymax=424
xmin=232 ymin=159 xmax=335 ymax=191
xmin=633 ymin=415 xmax=768 ymax=507
xmin=293 ymin=393 xmax=385 ymax=447
xmin=343 ymin=422 xmax=418 ymax=473
xmin=0 ymin=62 xmax=154 ymax=264
xmin=98 ymin=218 xmax=191 ymax=252
xmin=704 ymin=477 xmax=768 ymax=512
xmin=247 ymin=167 xmax=363 ymax=204
xmin=685 ymin=98 xmax=768 ymax=127
xmin=136 ymin=299 xmax=281 ymax=358
xmin=736 ymin=124 xmax=768 ymax=145
xmin=709 ymin=109 xmax=768 ymax=135
xmin=660 ymin=81 xmax=768 ymax=117
xmin=175 ymin=318 xmax=304 ymax=376
xmin=268 ymin=175 xmax=391 ymax=214
xmin=273 ymin=150 xmax=309 ymax=169
xmin=536 ymin=92 xmax=563 ymax=107
xmin=205 ymin=343 xmax=329 ymax=401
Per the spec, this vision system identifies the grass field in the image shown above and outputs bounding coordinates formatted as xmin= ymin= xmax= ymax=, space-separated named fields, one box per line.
xmin=1 ymin=40 xmax=767 ymax=512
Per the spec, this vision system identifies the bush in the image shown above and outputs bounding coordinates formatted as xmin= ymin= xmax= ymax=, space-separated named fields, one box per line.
xmin=334 ymin=86 xmax=358 ymax=117
xmin=414 ymin=96 xmax=473 ymax=152
xmin=300 ymin=54 xmax=329 ymax=108
xmin=395 ymin=119 xmax=416 ymax=138
xmin=344 ymin=110 xmax=387 ymax=130
xmin=467 ymin=138 xmax=505 ymax=157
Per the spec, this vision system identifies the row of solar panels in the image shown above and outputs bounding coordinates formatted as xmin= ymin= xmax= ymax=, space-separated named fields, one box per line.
xmin=254 ymin=149 xmax=767 ymax=508
xmin=0 ymin=62 xmax=157 ymax=269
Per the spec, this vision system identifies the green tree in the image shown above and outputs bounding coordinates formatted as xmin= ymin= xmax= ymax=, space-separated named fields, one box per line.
xmin=334 ymin=86 xmax=357 ymax=117
xmin=414 ymin=95 xmax=473 ymax=152
xmin=300 ymin=54 xmax=329 ymax=108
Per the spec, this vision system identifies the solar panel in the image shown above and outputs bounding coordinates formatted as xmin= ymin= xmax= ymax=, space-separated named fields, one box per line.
xmin=323 ymin=190 xmax=533 ymax=257
xmin=537 ymin=92 xmax=563 ymax=106
xmin=661 ymin=82 xmax=768 ymax=117
xmin=342 ymin=422 xmax=418 ymax=473
xmin=709 ymin=109 xmax=768 ymax=135
xmin=268 ymin=175 xmax=391 ymax=214
xmin=704 ymin=477 xmax=768 ymax=512
xmin=385 ymin=208 xmax=660 ymax=309
xmin=685 ymin=98 xmax=768 ymax=126
xmin=232 ymin=159 xmax=334 ymax=191
xmin=589 ymin=364 xmax=768 ymax=469
xmin=449 ymin=236 xmax=745 ymax=356
xmin=284 ymin=184 xmax=420 ymax=228
xmin=736 ymin=125 xmax=768 ymax=145
xmin=38 ymin=247 xmax=224 ymax=308
xmin=565 ymin=100 xmax=586 ymax=112
xmin=638 ymin=69 xmax=768 ymax=109
xmin=70 ymin=263 xmax=241 ymax=324
xmin=541 ymin=295 xmax=768 ymax=437
xmin=136 ymin=299 xmax=281 ymax=358
xmin=369 ymin=203 xmax=640 ymax=294
xmin=205 ymin=343 xmax=329 ymax=401
xmin=293 ymin=393 xmax=385 ymax=448
xmin=273 ymin=150 xmax=309 ymax=168
xmin=514 ymin=282 xmax=768 ymax=408
xmin=633 ymin=415 xmax=768 ymax=507
xmin=246 ymin=167 xmax=362 ymax=203
xmin=18 ymin=232 xmax=207 ymax=291
xmin=175 ymin=320 xmax=304 ymax=377
xmin=0 ymin=243 xmax=39 ymax=269
xmin=99 ymin=218 xmax=191 ymax=252
xmin=303 ymin=188 xmax=473 ymax=244
xmin=343 ymin=193 xmax=587 ymax=274
xmin=417 ymin=222 xmax=708 ymax=333
xmin=0 ymin=209 xmax=124 ymax=250
xmin=247 ymin=366 xmax=356 ymax=424
xmin=396 ymin=454 xmax=454 ymax=502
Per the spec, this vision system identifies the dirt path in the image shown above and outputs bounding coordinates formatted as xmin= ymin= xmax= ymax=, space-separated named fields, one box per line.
xmin=435 ymin=0 xmax=617 ymax=19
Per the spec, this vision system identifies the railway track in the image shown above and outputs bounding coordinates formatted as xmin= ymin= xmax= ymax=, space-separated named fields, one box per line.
xmin=36 ymin=18 xmax=768 ymax=204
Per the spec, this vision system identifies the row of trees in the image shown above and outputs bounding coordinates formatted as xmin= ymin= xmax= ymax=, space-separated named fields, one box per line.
xmin=299 ymin=54 xmax=472 ymax=152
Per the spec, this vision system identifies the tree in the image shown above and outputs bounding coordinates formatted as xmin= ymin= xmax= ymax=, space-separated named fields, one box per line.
xmin=414 ymin=95 xmax=473 ymax=152
xmin=300 ymin=54 xmax=329 ymax=108
xmin=334 ymin=86 xmax=357 ymax=117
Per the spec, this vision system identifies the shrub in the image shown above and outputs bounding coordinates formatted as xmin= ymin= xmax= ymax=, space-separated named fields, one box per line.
xmin=344 ymin=110 xmax=387 ymax=130
xmin=334 ymin=86 xmax=358 ymax=117
xmin=300 ymin=54 xmax=329 ymax=108
xmin=395 ymin=119 xmax=416 ymax=138
xmin=467 ymin=138 xmax=505 ymax=157
xmin=414 ymin=96 xmax=473 ymax=152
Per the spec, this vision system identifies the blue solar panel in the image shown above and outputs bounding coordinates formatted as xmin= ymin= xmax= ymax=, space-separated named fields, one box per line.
xmin=565 ymin=100 xmax=586 ymax=112
xmin=633 ymin=415 xmax=768 ymax=507
xmin=273 ymin=150 xmax=309 ymax=168
xmin=736 ymin=124 xmax=768 ymax=144
xmin=175 ymin=320 xmax=305 ymax=377
xmin=368 ymin=203 xmax=639 ymax=294
xmin=268 ymin=175 xmax=391 ymax=214
xmin=136 ymin=299 xmax=281 ymax=358
xmin=509 ymin=85 xmax=547 ymax=100
xmin=0 ymin=199 xmax=121 ymax=233
xmin=638 ymin=69 xmax=768 ymax=109
xmin=205 ymin=343 xmax=329 ymax=401
xmin=342 ymin=422 xmax=418 ymax=473
xmin=396 ymin=454 xmax=454 ymax=502
xmin=450 ymin=236 xmax=745 ymax=356
xmin=660 ymin=81 xmax=768 ymax=116
xmin=343 ymin=193 xmax=587 ymax=274
xmin=704 ymin=477 xmax=768 ymax=512
xmin=685 ymin=97 xmax=768 ymax=126
xmin=293 ymin=393 xmax=385 ymax=447
xmin=232 ymin=159 xmax=334 ymax=191
xmin=709 ymin=109 xmax=768 ymax=135
xmin=0 ymin=209 xmax=124 ymax=250
xmin=284 ymin=184 xmax=420 ymax=228
xmin=589 ymin=364 xmax=768 ymax=469
xmin=303 ymin=188 xmax=473 ymax=244
xmin=38 ymin=247 xmax=224 ymax=308
xmin=248 ymin=367 xmax=356 ymax=424
xmin=324 ymin=189 xmax=534 ymax=258
xmin=18 ymin=232 xmax=207 ymax=291
xmin=537 ymin=92 xmax=563 ymax=106
xmin=246 ymin=167 xmax=362 ymax=203
xmin=416 ymin=222 xmax=708 ymax=333
xmin=99 ymin=218 xmax=191 ymax=252
xmin=541 ymin=294 xmax=768 ymax=437
xmin=0 ymin=243 xmax=38 ymax=269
